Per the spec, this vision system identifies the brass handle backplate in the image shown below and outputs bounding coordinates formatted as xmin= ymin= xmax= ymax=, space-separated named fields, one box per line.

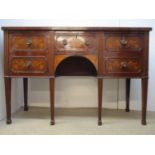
xmin=85 ymin=40 xmax=90 ymax=46
xmin=121 ymin=62 xmax=128 ymax=69
xmin=120 ymin=37 xmax=128 ymax=46
xmin=62 ymin=39 xmax=68 ymax=46
xmin=26 ymin=39 xmax=32 ymax=47
xmin=26 ymin=60 xmax=32 ymax=69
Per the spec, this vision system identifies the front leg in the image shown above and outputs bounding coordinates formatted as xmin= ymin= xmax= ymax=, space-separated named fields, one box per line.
xmin=126 ymin=78 xmax=130 ymax=112
xmin=50 ymin=78 xmax=55 ymax=125
xmin=98 ymin=78 xmax=103 ymax=125
xmin=23 ymin=78 xmax=28 ymax=111
xmin=141 ymin=78 xmax=148 ymax=125
xmin=4 ymin=77 xmax=12 ymax=124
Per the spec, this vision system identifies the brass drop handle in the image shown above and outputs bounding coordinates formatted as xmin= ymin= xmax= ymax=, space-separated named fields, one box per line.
xmin=26 ymin=60 xmax=32 ymax=69
xmin=120 ymin=37 xmax=128 ymax=46
xmin=121 ymin=62 xmax=128 ymax=69
xmin=62 ymin=39 xmax=68 ymax=46
xmin=85 ymin=40 xmax=90 ymax=46
xmin=26 ymin=39 xmax=32 ymax=47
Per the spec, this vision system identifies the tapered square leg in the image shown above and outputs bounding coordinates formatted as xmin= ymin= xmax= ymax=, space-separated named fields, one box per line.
xmin=141 ymin=78 xmax=148 ymax=125
xmin=4 ymin=77 xmax=12 ymax=124
xmin=98 ymin=78 xmax=103 ymax=126
xmin=23 ymin=78 xmax=28 ymax=111
xmin=50 ymin=78 xmax=55 ymax=125
xmin=126 ymin=78 xmax=130 ymax=112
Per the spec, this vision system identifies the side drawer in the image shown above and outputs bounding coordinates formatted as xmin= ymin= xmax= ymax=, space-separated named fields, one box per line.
xmin=104 ymin=33 xmax=144 ymax=53
xmin=10 ymin=57 xmax=48 ymax=74
xmin=105 ymin=58 xmax=142 ymax=74
xmin=9 ymin=31 xmax=50 ymax=56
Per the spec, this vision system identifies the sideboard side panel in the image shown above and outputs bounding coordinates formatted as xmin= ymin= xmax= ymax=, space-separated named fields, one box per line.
xmin=4 ymin=31 xmax=9 ymax=76
xmin=142 ymin=32 xmax=149 ymax=78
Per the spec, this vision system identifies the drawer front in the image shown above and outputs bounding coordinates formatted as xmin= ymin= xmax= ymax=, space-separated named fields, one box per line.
xmin=105 ymin=58 xmax=142 ymax=73
xmin=105 ymin=33 xmax=144 ymax=52
xmin=55 ymin=32 xmax=98 ymax=54
xmin=9 ymin=31 xmax=50 ymax=56
xmin=10 ymin=57 xmax=48 ymax=74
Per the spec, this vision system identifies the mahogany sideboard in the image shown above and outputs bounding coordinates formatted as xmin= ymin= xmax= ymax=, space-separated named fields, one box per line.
xmin=2 ymin=27 xmax=152 ymax=125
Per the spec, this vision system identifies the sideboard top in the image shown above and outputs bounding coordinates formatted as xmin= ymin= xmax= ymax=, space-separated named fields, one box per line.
xmin=1 ymin=26 xmax=152 ymax=31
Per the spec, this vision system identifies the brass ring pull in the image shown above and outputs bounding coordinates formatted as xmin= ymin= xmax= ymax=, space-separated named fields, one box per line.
xmin=26 ymin=60 xmax=32 ymax=69
xmin=85 ymin=40 xmax=90 ymax=46
xmin=62 ymin=39 xmax=68 ymax=46
xmin=121 ymin=62 xmax=128 ymax=69
xmin=120 ymin=38 xmax=128 ymax=46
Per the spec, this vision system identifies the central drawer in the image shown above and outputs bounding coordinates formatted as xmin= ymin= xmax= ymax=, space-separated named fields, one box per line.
xmin=55 ymin=32 xmax=98 ymax=55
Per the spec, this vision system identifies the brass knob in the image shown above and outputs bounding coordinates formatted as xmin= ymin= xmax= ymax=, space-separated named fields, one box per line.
xmin=121 ymin=62 xmax=128 ymax=69
xmin=26 ymin=39 xmax=32 ymax=47
xmin=62 ymin=39 xmax=67 ymax=46
xmin=26 ymin=60 xmax=32 ymax=69
xmin=120 ymin=37 xmax=128 ymax=46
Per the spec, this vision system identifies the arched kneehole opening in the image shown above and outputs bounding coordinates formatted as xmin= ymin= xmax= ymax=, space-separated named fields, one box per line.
xmin=55 ymin=56 xmax=97 ymax=76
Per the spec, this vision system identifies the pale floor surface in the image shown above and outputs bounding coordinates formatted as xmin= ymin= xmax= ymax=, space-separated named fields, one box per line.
xmin=0 ymin=107 xmax=155 ymax=135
